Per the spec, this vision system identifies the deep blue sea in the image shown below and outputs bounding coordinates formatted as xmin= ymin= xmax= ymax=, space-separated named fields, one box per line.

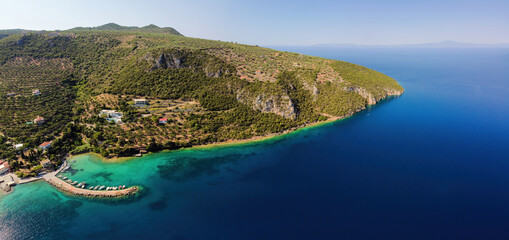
xmin=1 ymin=47 xmax=509 ymax=240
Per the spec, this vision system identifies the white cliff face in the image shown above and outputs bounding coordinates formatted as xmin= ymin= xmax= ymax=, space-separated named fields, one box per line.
xmin=345 ymin=86 xmax=377 ymax=105
xmin=148 ymin=52 xmax=228 ymax=78
xmin=345 ymin=86 xmax=404 ymax=105
xmin=237 ymin=90 xmax=296 ymax=119
xmin=385 ymin=88 xmax=405 ymax=97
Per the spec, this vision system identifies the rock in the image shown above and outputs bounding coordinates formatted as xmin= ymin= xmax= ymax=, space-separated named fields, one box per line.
xmin=385 ymin=88 xmax=404 ymax=96
xmin=150 ymin=51 xmax=224 ymax=78
xmin=156 ymin=54 xmax=167 ymax=68
xmin=237 ymin=91 xmax=296 ymax=119
xmin=345 ymin=86 xmax=376 ymax=105
xmin=302 ymin=82 xmax=319 ymax=100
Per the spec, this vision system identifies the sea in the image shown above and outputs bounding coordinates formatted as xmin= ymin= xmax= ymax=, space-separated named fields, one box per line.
xmin=1 ymin=46 xmax=509 ymax=240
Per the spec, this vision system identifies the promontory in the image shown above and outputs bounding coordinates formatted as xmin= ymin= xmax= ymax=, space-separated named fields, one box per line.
xmin=0 ymin=23 xmax=404 ymax=177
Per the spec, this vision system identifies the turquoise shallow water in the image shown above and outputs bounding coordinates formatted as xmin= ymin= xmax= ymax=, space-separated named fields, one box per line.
xmin=1 ymin=47 xmax=509 ymax=240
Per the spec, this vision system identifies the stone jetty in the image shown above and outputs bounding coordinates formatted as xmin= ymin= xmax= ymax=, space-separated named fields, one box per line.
xmin=42 ymin=161 xmax=139 ymax=198
xmin=44 ymin=176 xmax=138 ymax=198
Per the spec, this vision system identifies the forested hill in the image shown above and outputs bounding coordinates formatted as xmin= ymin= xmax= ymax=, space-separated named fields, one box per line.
xmin=0 ymin=24 xmax=403 ymax=177
xmin=0 ymin=29 xmax=26 ymax=40
xmin=0 ymin=23 xmax=182 ymax=40
xmin=69 ymin=23 xmax=183 ymax=36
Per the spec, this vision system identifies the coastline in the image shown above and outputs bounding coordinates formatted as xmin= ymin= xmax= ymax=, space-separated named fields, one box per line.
xmin=4 ymin=93 xmax=402 ymax=196
xmin=21 ymin=114 xmax=347 ymax=198
xmin=79 ymin=114 xmax=347 ymax=163
xmin=72 ymin=95 xmax=405 ymax=163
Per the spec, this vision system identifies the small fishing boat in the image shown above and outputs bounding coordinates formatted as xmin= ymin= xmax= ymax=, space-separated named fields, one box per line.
xmin=89 ymin=187 xmax=93 ymax=190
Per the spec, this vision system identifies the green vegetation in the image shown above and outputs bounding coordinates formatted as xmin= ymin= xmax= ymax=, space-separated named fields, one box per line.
xmin=70 ymin=23 xmax=183 ymax=36
xmin=0 ymin=24 xmax=403 ymax=175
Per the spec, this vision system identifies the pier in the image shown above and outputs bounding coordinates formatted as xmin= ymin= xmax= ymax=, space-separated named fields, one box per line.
xmin=1 ymin=160 xmax=139 ymax=198
xmin=42 ymin=161 xmax=139 ymax=198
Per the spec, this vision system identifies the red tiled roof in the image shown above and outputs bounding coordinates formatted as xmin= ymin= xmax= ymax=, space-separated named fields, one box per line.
xmin=0 ymin=161 xmax=8 ymax=169
xmin=40 ymin=142 xmax=51 ymax=148
xmin=159 ymin=118 xmax=168 ymax=121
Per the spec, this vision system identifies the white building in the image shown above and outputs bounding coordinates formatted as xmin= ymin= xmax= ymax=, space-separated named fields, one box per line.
xmin=99 ymin=110 xmax=123 ymax=123
xmin=133 ymin=99 xmax=149 ymax=105
xmin=0 ymin=161 xmax=9 ymax=175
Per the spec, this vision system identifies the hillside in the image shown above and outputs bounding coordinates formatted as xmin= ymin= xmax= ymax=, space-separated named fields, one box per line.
xmin=70 ymin=23 xmax=183 ymax=36
xmin=0 ymin=24 xmax=403 ymax=177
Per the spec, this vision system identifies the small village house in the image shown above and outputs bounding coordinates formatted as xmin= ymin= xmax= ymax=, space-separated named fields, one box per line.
xmin=133 ymin=99 xmax=149 ymax=105
xmin=34 ymin=116 xmax=45 ymax=125
xmin=32 ymin=89 xmax=40 ymax=95
xmin=14 ymin=143 xmax=23 ymax=150
xmin=0 ymin=161 xmax=9 ymax=175
xmin=159 ymin=118 xmax=168 ymax=124
xmin=39 ymin=141 xmax=52 ymax=150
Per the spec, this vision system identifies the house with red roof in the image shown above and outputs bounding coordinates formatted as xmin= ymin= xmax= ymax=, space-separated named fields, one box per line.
xmin=39 ymin=141 xmax=52 ymax=150
xmin=34 ymin=116 xmax=45 ymax=125
xmin=159 ymin=118 xmax=168 ymax=124
xmin=0 ymin=161 xmax=9 ymax=175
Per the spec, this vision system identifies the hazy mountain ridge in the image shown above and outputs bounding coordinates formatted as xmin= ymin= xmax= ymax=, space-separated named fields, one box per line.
xmin=69 ymin=23 xmax=183 ymax=36
xmin=311 ymin=41 xmax=509 ymax=48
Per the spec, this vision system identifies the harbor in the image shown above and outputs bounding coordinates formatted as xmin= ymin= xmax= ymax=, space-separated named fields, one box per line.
xmin=42 ymin=161 xmax=139 ymax=198
xmin=1 ymin=160 xmax=139 ymax=198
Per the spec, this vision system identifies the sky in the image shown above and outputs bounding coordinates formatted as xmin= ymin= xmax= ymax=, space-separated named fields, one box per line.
xmin=1 ymin=0 xmax=508 ymax=45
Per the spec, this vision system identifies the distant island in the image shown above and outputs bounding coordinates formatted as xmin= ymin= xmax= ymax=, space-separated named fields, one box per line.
xmin=0 ymin=23 xmax=403 ymax=179
xmin=309 ymin=40 xmax=509 ymax=49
